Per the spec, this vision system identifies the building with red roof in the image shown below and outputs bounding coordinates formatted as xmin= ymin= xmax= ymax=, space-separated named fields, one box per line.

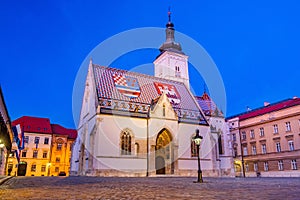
xmin=8 ymin=116 xmax=77 ymax=176
xmin=227 ymin=97 xmax=300 ymax=177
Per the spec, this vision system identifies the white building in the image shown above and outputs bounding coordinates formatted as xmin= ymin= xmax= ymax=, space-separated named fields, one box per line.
xmin=71 ymin=13 xmax=233 ymax=177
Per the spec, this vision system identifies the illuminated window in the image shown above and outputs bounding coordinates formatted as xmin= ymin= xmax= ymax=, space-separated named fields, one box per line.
xmin=57 ymin=143 xmax=62 ymax=151
xmin=21 ymin=151 xmax=27 ymax=158
xmin=33 ymin=150 xmax=38 ymax=158
xmin=44 ymin=137 xmax=49 ymax=145
xmin=31 ymin=164 xmax=36 ymax=172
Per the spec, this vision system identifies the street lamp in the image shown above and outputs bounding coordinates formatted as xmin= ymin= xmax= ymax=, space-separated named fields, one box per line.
xmin=193 ymin=129 xmax=203 ymax=183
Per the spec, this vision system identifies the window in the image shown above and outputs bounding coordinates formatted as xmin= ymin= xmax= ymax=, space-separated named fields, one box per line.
xmin=31 ymin=164 xmax=36 ymax=172
xmin=42 ymin=151 xmax=47 ymax=158
xmin=288 ymin=140 xmax=294 ymax=151
xmin=286 ymin=122 xmax=291 ymax=132
xmin=57 ymin=143 xmax=62 ymax=151
xmin=278 ymin=160 xmax=284 ymax=171
xmin=276 ymin=142 xmax=281 ymax=152
xmin=162 ymin=104 xmax=166 ymax=117
xmin=41 ymin=165 xmax=46 ymax=172
xmin=245 ymin=163 xmax=249 ymax=172
xmin=34 ymin=137 xmax=40 ymax=144
xmin=273 ymin=124 xmax=278 ymax=134
xmin=241 ymin=131 xmax=246 ymax=140
xmin=291 ymin=160 xmax=297 ymax=170
xmin=24 ymin=136 xmax=29 ymax=143
xmin=55 ymin=167 xmax=59 ymax=172
xmin=33 ymin=150 xmax=38 ymax=158
xmin=121 ymin=131 xmax=132 ymax=155
xmin=44 ymin=137 xmax=49 ymax=145
xmin=243 ymin=146 xmax=248 ymax=156
xmin=250 ymin=130 xmax=255 ymax=139
xmin=56 ymin=157 xmax=60 ymax=163
xmin=233 ymin=147 xmax=238 ymax=157
xmin=232 ymin=133 xmax=236 ymax=142
xmin=264 ymin=162 xmax=269 ymax=171
xmin=21 ymin=151 xmax=27 ymax=158
xmin=251 ymin=145 xmax=257 ymax=155
xmin=261 ymin=144 xmax=267 ymax=154
xmin=254 ymin=162 xmax=258 ymax=172
xmin=259 ymin=128 xmax=264 ymax=137
xmin=175 ymin=66 xmax=181 ymax=77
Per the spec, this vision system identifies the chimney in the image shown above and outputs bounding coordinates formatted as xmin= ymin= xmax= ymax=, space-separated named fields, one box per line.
xmin=264 ymin=102 xmax=270 ymax=107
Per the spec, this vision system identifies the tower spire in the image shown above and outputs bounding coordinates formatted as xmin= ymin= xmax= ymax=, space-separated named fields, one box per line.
xmin=159 ymin=8 xmax=184 ymax=54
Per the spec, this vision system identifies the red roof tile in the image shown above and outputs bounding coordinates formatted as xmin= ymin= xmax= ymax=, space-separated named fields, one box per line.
xmin=51 ymin=124 xmax=77 ymax=139
xmin=228 ymin=97 xmax=300 ymax=121
xmin=12 ymin=116 xmax=52 ymax=134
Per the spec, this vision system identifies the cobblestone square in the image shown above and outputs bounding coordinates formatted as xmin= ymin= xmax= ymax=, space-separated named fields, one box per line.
xmin=0 ymin=176 xmax=300 ymax=199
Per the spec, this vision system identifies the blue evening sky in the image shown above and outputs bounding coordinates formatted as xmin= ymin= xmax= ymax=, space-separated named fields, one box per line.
xmin=1 ymin=1 xmax=299 ymax=128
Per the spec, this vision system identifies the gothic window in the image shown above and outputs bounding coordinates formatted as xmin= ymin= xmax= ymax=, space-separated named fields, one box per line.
xmin=163 ymin=104 xmax=166 ymax=117
xmin=135 ymin=143 xmax=139 ymax=155
xmin=175 ymin=66 xmax=181 ymax=77
xmin=121 ymin=130 xmax=133 ymax=155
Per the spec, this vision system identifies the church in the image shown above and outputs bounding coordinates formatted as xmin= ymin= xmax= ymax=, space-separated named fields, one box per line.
xmin=70 ymin=13 xmax=233 ymax=177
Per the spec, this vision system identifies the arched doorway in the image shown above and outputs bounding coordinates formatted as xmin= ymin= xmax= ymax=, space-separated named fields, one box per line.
xmin=17 ymin=161 xmax=27 ymax=176
xmin=155 ymin=129 xmax=173 ymax=175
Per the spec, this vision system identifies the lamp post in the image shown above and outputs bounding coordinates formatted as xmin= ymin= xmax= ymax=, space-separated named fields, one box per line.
xmin=193 ymin=129 xmax=203 ymax=183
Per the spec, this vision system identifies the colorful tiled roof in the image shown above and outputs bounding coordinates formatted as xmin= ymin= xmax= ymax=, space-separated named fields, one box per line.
xmin=195 ymin=92 xmax=223 ymax=117
xmin=227 ymin=97 xmax=300 ymax=121
xmin=92 ymin=64 xmax=207 ymax=125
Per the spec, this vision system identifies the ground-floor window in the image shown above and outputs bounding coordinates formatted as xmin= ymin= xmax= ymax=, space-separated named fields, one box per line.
xmin=278 ymin=160 xmax=284 ymax=171
xmin=31 ymin=164 xmax=36 ymax=172
xmin=264 ymin=162 xmax=269 ymax=171
xmin=291 ymin=160 xmax=297 ymax=170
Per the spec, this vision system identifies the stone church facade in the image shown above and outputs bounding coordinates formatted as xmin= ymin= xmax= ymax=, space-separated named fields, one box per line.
xmin=70 ymin=14 xmax=233 ymax=177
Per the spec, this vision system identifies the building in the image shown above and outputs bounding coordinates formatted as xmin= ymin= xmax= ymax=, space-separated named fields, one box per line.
xmin=70 ymin=13 xmax=233 ymax=177
xmin=9 ymin=116 xmax=77 ymax=176
xmin=196 ymin=92 xmax=234 ymax=176
xmin=50 ymin=124 xmax=77 ymax=176
xmin=0 ymin=87 xmax=14 ymax=175
xmin=227 ymin=97 xmax=300 ymax=177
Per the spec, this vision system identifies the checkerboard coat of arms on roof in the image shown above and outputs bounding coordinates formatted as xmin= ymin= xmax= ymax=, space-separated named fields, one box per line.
xmin=112 ymin=73 xmax=141 ymax=98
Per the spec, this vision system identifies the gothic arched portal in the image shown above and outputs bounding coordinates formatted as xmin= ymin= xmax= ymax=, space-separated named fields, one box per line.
xmin=155 ymin=129 xmax=174 ymax=175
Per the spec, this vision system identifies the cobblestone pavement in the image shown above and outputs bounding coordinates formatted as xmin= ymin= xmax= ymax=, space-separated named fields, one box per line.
xmin=0 ymin=176 xmax=300 ymax=199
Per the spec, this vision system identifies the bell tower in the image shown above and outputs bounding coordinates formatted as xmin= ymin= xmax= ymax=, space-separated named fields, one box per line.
xmin=154 ymin=10 xmax=190 ymax=89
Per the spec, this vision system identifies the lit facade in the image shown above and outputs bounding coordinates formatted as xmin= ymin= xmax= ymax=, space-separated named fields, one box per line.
xmin=8 ymin=116 xmax=77 ymax=176
xmin=227 ymin=98 xmax=300 ymax=177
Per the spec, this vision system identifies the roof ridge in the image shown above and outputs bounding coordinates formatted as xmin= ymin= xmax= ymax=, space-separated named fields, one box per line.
xmin=92 ymin=64 xmax=186 ymax=86
xmin=226 ymin=98 xmax=297 ymax=120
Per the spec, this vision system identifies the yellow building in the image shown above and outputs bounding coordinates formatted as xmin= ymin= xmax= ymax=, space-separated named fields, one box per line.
xmin=8 ymin=116 xmax=77 ymax=176
xmin=49 ymin=124 xmax=77 ymax=176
